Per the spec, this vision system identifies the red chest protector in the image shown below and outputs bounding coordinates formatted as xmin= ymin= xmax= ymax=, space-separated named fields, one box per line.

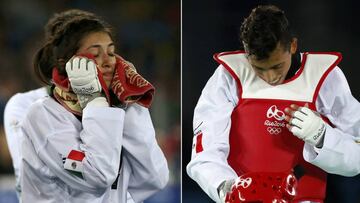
xmin=214 ymin=51 xmax=342 ymax=202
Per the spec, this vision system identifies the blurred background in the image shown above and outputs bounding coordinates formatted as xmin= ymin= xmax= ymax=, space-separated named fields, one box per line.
xmin=0 ymin=0 xmax=180 ymax=203
xmin=183 ymin=0 xmax=360 ymax=202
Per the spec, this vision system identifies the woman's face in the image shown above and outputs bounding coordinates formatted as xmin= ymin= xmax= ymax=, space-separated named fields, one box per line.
xmin=77 ymin=31 xmax=116 ymax=88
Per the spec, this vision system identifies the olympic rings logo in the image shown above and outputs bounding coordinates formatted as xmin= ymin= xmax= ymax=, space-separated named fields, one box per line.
xmin=235 ymin=177 xmax=252 ymax=189
xmin=267 ymin=127 xmax=282 ymax=135
xmin=266 ymin=105 xmax=285 ymax=121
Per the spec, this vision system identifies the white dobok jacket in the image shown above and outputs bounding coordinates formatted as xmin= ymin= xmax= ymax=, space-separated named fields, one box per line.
xmin=5 ymin=89 xmax=168 ymax=203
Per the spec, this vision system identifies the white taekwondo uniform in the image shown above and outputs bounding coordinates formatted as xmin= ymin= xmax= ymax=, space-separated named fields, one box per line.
xmin=5 ymin=88 xmax=168 ymax=202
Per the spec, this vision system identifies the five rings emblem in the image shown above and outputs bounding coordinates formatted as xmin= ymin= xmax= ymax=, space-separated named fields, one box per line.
xmin=267 ymin=127 xmax=282 ymax=135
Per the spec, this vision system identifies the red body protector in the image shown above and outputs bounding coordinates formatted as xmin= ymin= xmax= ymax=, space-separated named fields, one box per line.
xmin=214 ymin=51 xmax=342 ymax=202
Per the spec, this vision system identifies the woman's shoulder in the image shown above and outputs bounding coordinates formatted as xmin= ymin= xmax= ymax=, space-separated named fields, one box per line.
xmin=27 ymin=96 xmax=74 ymax=122
xmin=23 ymin=97 xmax=81 ymax=136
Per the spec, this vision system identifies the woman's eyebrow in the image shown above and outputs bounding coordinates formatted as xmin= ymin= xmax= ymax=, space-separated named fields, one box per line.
xmin=86 ymin=43 xmax=114 ymax=50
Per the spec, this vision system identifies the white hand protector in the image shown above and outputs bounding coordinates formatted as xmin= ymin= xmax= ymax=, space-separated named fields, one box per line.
xmin=218 ymin=179 xmax=235 ymax=203
xmin=288 ymin=107 xmax=326 ymax=146
xmin=65 ymin=56 xmax=107 ymax=108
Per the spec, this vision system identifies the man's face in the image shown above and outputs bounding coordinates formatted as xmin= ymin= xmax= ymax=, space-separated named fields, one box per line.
xmin=247 ymin=39 xmax=297 ymax=85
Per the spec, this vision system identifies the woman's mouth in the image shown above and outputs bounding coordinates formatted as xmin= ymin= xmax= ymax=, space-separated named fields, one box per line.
xmin=102 ymin=73 xmax=113 ymax=81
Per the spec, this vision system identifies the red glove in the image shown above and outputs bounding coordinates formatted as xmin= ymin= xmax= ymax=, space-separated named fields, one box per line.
xmin=225 ymin=171 xmax=297 ymax=203
xmin=111 ymin=55 xmax=155 ymax=108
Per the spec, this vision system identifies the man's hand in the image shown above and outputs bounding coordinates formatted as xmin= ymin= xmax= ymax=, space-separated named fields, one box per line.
xmin=66 ymin=56 xmax=108 ymax=108
xmin=218 ymin=179 xmax=235 ymax=203
xmin=285 ymin=104 xmax=326 ymax=147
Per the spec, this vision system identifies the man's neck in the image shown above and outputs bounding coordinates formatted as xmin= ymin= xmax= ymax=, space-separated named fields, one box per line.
xmin=285 ymin=51 xmax=301 ymax=80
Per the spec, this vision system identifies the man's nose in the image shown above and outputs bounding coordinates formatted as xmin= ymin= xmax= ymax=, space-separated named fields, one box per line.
xmin=262 ymin=71 xmax=279 ymax=84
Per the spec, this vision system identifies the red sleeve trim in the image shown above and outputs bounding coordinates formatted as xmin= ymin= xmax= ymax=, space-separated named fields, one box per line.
xmin=213 ymin=50 xmax=244 ymax=102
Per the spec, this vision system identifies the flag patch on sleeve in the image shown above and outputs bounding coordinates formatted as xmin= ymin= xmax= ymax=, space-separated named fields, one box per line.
xmin=63 ymin=150 xmax=85 ymax=179
xmin=194 ymin=131 xmax=203 ymax=153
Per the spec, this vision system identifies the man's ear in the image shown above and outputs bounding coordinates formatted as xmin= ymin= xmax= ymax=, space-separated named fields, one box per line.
xmin=290 ymin=38 xmax=298 ymax=54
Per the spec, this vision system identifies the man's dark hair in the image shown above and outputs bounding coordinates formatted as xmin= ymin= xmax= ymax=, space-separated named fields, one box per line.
xmin=240 ymin=5 xmax=293 ymax=60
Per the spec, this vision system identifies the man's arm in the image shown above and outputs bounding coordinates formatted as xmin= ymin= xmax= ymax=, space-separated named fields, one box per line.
xmin=304 ymin=67 xmax=360 ymax=176
xmin=186 ymin=66 xmax=239 ymax=202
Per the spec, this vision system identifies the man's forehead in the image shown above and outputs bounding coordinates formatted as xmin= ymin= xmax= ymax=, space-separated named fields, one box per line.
xmin=248 ymin=46 xmax=288 ymax=68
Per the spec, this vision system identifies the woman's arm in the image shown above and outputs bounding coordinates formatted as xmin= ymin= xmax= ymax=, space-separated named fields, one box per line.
xmin=122 ymin=103 xmax=169 ymax=202
xmin=22 ymin=97 xmax=125 ymax=193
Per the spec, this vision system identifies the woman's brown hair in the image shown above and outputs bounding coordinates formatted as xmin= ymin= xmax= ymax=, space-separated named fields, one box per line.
xmin=34 ymin=9 xmax=113 ymax=85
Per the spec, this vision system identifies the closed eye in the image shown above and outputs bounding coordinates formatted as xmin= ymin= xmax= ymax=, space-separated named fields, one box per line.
xmin=253 ymin=62 xmax=284 ymax=71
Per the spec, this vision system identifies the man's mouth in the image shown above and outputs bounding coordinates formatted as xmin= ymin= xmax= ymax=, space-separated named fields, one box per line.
xmin=268 ymin=77 xmax=282 ymax=85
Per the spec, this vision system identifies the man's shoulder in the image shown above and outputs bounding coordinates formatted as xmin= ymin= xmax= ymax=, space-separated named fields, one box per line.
xmin=213 ymin=50 xmax=247 ymax=62
xmin=302 ymin=52 xmax=342 ymax=61
xmin=302 ymin=52 xmax=342 ymax=72
xmin=302 ymin=51 xmax=341 ymax=55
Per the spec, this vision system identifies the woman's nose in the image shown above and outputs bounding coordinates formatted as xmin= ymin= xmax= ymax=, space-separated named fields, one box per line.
xmin=99 ymin=54 xmax=111 ymax=68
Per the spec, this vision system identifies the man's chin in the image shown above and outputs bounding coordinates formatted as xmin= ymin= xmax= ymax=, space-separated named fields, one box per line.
xmin=268 ymin=79 xmax=282 ymax=86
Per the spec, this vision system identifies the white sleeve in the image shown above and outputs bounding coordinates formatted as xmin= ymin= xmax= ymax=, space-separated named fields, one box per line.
xmin=4 ymin=87 xmax=47 ymax=194
xmin=4 ymin=87 xmax=47 ymax=189
xmin=122 ymin=104 xmax=169 ymax=202
xmin=303 ymin=67 xmax=360 ymax=176
xmin=186 ymin=66 xmax=239 ymax=202
xmin=3 ymin=94 xmax=27 ymax=191
xmin=22 ymin=99 xmax=125 ymax=192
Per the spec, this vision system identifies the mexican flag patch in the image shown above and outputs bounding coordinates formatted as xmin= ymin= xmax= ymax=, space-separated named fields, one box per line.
xmin=63 ymin=150 xmax=85 ymax=179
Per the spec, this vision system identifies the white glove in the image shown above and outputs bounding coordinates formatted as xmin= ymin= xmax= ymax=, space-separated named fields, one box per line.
xmin=218 ymin=179 xmax=235 ymax=203
xmin=65 ymin=56 xmax=108 ymax=108
xmin=287 ymin=106 xmax=326 ymax=147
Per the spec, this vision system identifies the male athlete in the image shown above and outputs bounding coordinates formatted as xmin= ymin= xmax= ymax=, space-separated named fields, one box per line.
xmin=187 ymin=5 xmax=360 ymax=203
